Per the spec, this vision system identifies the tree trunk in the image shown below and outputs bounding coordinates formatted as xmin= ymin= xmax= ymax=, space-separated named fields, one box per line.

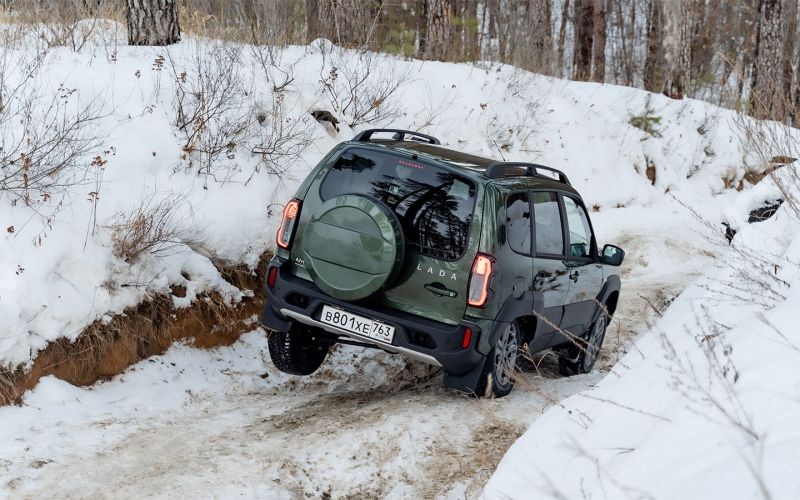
xmin=425 ymin=0 xmax=455 ymax=60
xmin=557 ymin=0 xmax=570 ymax=77
xmin=782 ymin=0 xmax=797 ymax=122
xmin=417 ymin=0 xmax=429 ymax=57
xmin=662 ymin=0 xmax=692 ymax=99
xmin=591 ymin=0 xmax=606 ymax=82
xmin=573 ymin=0 xmax=594 ymax=81
xmin=320 ymin=0 xmax=363 ymax=46
xmin=125 ymin=0 xmax=180 ymax=46
xmin=306 ymin=0 xmax=321 ymax=42
xmin=643 ymin=0 xmax=662 ymax=92
xmin=751 ymin=0 xmax=786 ymax=119
xmin=464 ymin=0 xmax=479 ymax=61
xmin=530 ymin=0 xmax=553 ymax=73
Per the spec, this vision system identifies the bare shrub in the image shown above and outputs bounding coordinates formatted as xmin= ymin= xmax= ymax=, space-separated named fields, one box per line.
xmin=168 ymin=42 xmax=255 ymax=182
xmin=318 ymin=47 xmax=410 ymax=128
xmin=247 ymin=43 xmax=314 ymax=181
xmin=0 ymin=47 xmax=107 ymax=207
xmin=109 ymin=195 xmax=187 ymax=263
xmin=1 ymin=0 xmax=125 ymax=52
xmin=251 ymin=92 xmax=314 ymax=181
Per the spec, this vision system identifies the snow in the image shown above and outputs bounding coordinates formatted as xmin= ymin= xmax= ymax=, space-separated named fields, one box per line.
xmin=0 ymin=330 xmax=601 ymax=497
xmin=485 ymin=187 xmax=800 ymax=499
xmin=1 ymin=32 xmax=769 ymax=369
xmin=2 ymin=26 xmax=798 ymax=498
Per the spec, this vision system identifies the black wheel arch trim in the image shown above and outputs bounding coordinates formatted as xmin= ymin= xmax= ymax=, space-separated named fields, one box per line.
xmin=592 ymin=274 xmax=621 ymax=324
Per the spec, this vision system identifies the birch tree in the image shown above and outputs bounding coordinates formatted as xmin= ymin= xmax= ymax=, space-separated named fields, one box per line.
xmin=662 ymin=0 xmax=692 ymax=99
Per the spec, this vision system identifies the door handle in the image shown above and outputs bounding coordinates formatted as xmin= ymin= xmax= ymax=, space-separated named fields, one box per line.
xmin=569 ymin=271 xmax=580 ymax=283
xmin=425 ymin=283 xmax=458 ymax=298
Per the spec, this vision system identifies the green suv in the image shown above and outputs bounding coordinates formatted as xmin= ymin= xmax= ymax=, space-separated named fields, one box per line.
xmin=262 ymin=129 xmax=624 ymax=397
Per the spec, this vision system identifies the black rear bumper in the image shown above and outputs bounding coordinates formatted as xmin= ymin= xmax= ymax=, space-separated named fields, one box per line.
xmin=261 ymin=259 xmax=489 ymax=390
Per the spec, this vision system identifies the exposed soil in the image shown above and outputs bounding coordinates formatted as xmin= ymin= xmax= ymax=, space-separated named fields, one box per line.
xmin=0 ymin=252 xmax=271 ymax=405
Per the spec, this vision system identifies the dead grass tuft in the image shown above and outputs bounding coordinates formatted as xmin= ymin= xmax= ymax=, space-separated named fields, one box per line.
xmin=109 ymin=195 xmax=187 ymax=263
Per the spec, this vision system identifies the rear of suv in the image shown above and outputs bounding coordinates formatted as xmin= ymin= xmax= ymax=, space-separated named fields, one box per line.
xmin=262 ymin=129 xmax=624 ymax=397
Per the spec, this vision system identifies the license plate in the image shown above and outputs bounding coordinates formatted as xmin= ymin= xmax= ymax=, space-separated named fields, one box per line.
xmin=320 ymin=305 xmax=395 ymax=344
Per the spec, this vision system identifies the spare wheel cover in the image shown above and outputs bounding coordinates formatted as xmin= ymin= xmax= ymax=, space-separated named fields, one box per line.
xmin=302 ymin=194 xmax=404 ymax=301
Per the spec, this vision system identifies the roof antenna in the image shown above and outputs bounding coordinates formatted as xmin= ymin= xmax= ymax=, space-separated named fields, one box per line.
xmin=493 ymin=140 xmax=507 ymax=161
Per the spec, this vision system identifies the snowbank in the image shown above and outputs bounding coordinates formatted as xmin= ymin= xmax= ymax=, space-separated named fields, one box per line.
xmin=485 ymin=182 xmax=800 ymax=498
xmin=0 ymin=30 xmax=777 ymax=370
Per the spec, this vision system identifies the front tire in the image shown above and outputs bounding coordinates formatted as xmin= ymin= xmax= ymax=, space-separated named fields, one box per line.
xmin=475 ymin=322 xmax=521 ymax=398
xmin=268 ymin=323 xmax=330 ymax=375
xmin=558 ymin=313 xmax=607 ymax=376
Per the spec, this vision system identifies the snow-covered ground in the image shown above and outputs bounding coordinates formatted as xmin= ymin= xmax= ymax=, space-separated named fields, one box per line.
xmin=2 ymin=25 xmax=796 ymax=498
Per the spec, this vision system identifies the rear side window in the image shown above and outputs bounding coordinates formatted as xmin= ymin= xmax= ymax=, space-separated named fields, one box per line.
xmin=319 ymin=148 xmax=477 ymax=260
xmin=532 ymin=192 xmax=564 ymax=256
xmin=506 ymin=192 xmax=531 ymax=254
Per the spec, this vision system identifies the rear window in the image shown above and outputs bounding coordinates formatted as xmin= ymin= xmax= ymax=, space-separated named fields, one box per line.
xmin=532 ymin=191 xmax=564 ymax=256
xmin=319 ymin=148 xmax=477 ymax=260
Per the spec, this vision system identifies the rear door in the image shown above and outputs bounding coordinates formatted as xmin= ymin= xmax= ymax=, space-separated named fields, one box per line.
xmin=556 ymin=195 xmax=603 ymax=342
xmin=530 ymin=191 xmax=570 ymax=350
xmin=316 ymin=147 xmax=479 ymax=325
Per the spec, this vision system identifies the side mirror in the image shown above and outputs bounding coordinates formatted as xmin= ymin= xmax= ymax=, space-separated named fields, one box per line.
xmin=601 ymin=244 xmax=625 ymax=266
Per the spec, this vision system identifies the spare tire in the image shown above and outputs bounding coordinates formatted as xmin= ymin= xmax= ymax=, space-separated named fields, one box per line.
xmin=301 ymin=194 xmax=404 ymax=301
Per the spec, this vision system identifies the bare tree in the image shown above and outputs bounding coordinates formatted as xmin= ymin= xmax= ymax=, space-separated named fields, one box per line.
xmin=662 ymin=0 xmax=692 ymax=99
xmin=573 ymin=0 xmax=594 ymax=80
xmin=557 ymin=0 xmax=571 ymax=77
xmin=750 ymin=0 xmax=786 ymax=119
xmin=425 ymin=0 xmax=455 ymax=60
xmin=530 ymin=0 xmax=553 ymax=73
xmin=643 ymin=0 xmax=662 ymax=92
xmin=463 ymin=0 xmax=479 ymax=61
xmin=591 ymin=0 xmax=607 ymax=82
xmin=782 ymin=0 xmax=797 ymax=121
xmin=319 ymin=0 xmax=380 ymax=47
xmin=306 ymin=0 xmax=321 ymax=42
xmin=125 ymin=0 xmax=181 ymax=46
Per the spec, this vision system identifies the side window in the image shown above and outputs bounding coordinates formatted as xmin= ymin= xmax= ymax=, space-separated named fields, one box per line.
xmin=532 ymin=192 xmax=564 ymax=256
xmin=563 ymin=197 xmax=593 ymax=259
xmin=506 ymin=192 xmax=531 ymax=254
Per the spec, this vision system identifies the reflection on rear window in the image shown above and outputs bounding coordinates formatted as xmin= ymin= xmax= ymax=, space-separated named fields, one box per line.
xmin=319 ymin=148 xmax=477 ymax=260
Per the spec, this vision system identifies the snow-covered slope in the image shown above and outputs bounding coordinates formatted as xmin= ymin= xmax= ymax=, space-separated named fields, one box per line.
xmin=1 ymin=31 xmax=772 ymax=369
xmin=485 ymin=185 xmax=800 ymax=496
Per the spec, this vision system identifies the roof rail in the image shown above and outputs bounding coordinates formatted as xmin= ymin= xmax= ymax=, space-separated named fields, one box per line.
xmin=483 ymin=162 xmax=571 ymax=185
xmin=351 ymin=128 xmax=441 ymax=145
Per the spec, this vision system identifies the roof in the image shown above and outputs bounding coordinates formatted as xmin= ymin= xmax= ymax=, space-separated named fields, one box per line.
xmin=343 ymin=139 xmax=578 ymax=194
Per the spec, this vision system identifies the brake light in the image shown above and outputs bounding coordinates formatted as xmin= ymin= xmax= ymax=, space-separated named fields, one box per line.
xmin=468 ymin=254 xmax=494 ymax=307
xmin=276 ymin=199 xmax=301 ymax=249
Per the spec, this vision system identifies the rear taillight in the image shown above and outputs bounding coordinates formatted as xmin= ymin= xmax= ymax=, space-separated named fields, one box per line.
xmin=467 ymin=254 xmax=494 ymax=308
xmin=276 ymin=199 xmax=301 ymax=249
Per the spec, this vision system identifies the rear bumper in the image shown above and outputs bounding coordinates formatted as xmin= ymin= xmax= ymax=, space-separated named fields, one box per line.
xmin=262 ymin=258 xmax=489 ymax=384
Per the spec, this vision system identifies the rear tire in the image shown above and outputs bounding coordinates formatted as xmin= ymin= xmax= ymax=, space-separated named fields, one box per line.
xmin=558 ymin=313 xmax=607 ymax=376
xmin=268 ymin=323 xmax=330 ymax=376
xmin=475 ymin=322 xmax=520 ymax=398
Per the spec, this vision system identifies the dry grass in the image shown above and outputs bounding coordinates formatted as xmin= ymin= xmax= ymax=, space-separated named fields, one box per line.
xmin=109 ymin=195 xmax=188 ymax=263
